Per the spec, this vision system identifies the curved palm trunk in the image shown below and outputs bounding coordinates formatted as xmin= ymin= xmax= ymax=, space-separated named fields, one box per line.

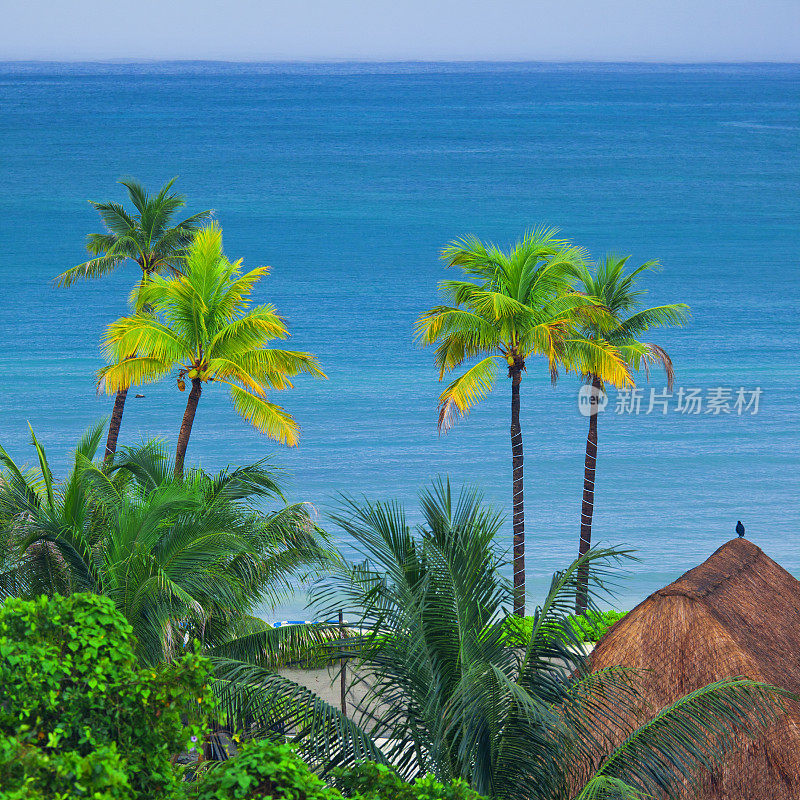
xmin=175 ymin=378 xmax=202 ymax=479
xmin=104 ymin=388 xmax=128 ymax=465
xmin=576 ymin=375 xmax=601 ymax=615
xmin=510 ymin=367 xmax=525 ymax=616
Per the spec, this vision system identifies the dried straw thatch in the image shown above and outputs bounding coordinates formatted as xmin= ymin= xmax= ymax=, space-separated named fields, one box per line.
xmin=590 ymin=537 xmax=800 ymax=799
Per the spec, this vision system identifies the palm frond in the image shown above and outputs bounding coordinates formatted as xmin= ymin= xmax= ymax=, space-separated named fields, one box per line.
xmin=594 ymin=679 xmax=791 ymax=798
xmin=436 ymin=357 xmax=501 ymax=433
xmin=227 ymin=384 xmax=300 ymax=445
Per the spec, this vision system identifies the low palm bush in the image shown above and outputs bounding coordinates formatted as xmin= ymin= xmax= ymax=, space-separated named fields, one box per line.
xmin=0 ymin=425 xmax=379 ymax=769
xmin=0 ymin=423 xmax=331 ymax=667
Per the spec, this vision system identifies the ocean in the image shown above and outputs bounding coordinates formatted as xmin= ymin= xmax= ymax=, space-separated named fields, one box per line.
xmin=1 ymin=61 xmax=798 ymax=618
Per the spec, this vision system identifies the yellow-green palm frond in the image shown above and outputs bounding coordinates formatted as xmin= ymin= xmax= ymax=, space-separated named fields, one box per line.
xmin=438 ymin=279 xmax=484 ymax=306
xmin=440 ymin=235 xmax=507 ymax=280
xmin=103 ymin=314 xmax=189 ymax=365
xmin=208 ymin=349 xmax=324 ymax=393
xmin=415 ymin=307 xmax=499 ymax=348
xmin=616 ymin=341 xmax=676 ymax=389
xmin=465 ymin=290 xmax=532 ymax=322
xmin=563 ymin=337 xmax=633 ymax=390
xmin=208 ymin=307 xmax=288 ymax=356
xmin=227 ymin=384 xmax=300 ymax=446
xmin=211 ymin=266 xmax=271 ymax=321
xmin=98 ymin=357 xmax=173 ymax=394
xmin=206 ymin=358 xmax=272 ymax=394
xmin=543 ymin=242 xmax=591 ymax=276
xmin=235 ymin=349 xmax=326 ymax=383
xmin=431 ymin=334 xmax=497 ymax=378
xmin=437 ymin=356 xmax=501 ymax=433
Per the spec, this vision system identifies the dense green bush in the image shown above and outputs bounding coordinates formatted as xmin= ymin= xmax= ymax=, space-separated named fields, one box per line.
xmin=566 ymin=609 xmax=627 ymax=642
xmin=192 ymin=742 xmax=487 ymax=800
xmin=503 ymin=609 xmax=627 ymax=646
xmin=0 ymin=593 xmax=213 ymax=800
xmin=333 ymin=761 xmax=486 ymax=800
xmin=193 ymin=739 xmax=343 ymax=799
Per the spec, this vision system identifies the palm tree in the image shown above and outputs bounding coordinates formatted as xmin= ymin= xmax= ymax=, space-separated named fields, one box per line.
xmin=568 ymin=256 xmax=690 ymax=614
xmin=0 ymin=424 xmax=328 ymax=663
xmin=54 ymin=177 xmax=212 ymax=461
xmin=416 ymin=229 xmax=631 ymax=615
xmin=100 ymin=225 xmax=326 ymax=478
xmin=313 ymin=479 xmax=789 ymax=800
xmin=0 ymin=425 xmax=384 ymax=769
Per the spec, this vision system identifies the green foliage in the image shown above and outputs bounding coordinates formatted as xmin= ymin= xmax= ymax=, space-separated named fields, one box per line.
xmin=566 ymin=255 xmax=691 ymax=391
xmin=313 ymin=478 xmax=788 ymax=800
xmin=0 ymin=592 xmax=214 ymax=800
xmin=333 ymin=761 xmax=486 ymax=800
xmin=0 ymin=428 xmax=374 ymax=776
xmin=193 ymin=739 xmax=343 ymax=800
xmin=416 ymin=229 xmax=629 ymax=432
xmin=0 ymin=429 xmax=331 ymax=667
xmin=100 ymin=224 xmax=326 ymax=457
xmin=192 ymin=745 xmax=486 ymax=800
xmin=54 ymin=176 xmax=212 ymax=291
xmin=569 ymin=610 xmax=627 ymax=642
xmin=503 ymin=610 xmax=627 ymax=645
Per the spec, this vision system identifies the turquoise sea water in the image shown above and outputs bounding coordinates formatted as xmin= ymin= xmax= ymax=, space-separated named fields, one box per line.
xmin=1 ymin=62 xmax=798 ymax=618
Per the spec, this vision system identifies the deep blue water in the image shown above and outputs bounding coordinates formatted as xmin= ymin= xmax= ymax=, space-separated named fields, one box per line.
xmin=1 ymin=62 xmax=798 ymax=618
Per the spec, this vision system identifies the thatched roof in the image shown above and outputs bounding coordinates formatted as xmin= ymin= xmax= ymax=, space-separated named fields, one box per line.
xmin=591 ymin=537 xmax=800 ymax=799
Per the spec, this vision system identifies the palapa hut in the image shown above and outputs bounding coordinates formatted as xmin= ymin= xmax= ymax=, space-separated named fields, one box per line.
xmin=590 ymin=536 xmax=800 ymax=799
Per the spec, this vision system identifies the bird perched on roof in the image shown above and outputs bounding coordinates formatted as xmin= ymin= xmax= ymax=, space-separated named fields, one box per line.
xmin=736 ymin=520 xmax=745 ymax=538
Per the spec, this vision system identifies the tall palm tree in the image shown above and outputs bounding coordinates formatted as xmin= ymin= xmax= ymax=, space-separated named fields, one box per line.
xmin=568 ymin=256 xmax=690 ymax=614
xmin=100 ymin=225 xmax=326 ymax=478
xmin=54 ymin=177 xmax=212 ymax=461
xmin=313 ymin=479 xmax=789 ymax=800
xmin=416 ymin=229 xmax=631 ymax=615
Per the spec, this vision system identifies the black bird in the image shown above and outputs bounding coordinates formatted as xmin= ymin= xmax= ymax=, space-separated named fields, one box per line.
xmin=736 ymin=520 xmax=745 ymax=538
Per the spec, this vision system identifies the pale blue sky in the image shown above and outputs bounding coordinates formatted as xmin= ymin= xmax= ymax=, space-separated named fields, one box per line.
xmin=2 ymin=0 xmax=799 ymax=62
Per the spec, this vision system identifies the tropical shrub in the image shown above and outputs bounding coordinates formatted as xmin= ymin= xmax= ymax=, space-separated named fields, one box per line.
xmin=193 ymin=744 xmax=485 ymax=800
xmin=503 ymin=610 xmax=627 ymax=645
xmin=0 ymin=426 xmax=373 ymax=773
xmin=333 ymin=761 xmax=486 ymax=800
xmin=0 ymin=592 xmax=213 ymax=800
xmin=0 ymin=426 xmax=331 ymax=666
xmin=193 ymin=739 xmax=343 ymax=799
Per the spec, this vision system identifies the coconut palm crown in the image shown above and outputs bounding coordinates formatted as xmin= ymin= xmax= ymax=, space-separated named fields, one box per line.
xmin=567 ymin=255 xmax=690 ymax=613
xmin=55 ymin=177 xmax=212 ymax=292
xmin=416 ymin=228 xmax=632 ymax=615
xmin=101 ymin=225 xmax=326 ymax=476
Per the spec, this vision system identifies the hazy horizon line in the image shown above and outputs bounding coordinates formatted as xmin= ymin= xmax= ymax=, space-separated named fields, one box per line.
xmin=2 ymin=57 xmax=799 ymax=66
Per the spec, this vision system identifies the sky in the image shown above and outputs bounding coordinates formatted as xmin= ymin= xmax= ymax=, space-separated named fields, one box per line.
xmin=2 ymin=0 xmax=799 ymax=62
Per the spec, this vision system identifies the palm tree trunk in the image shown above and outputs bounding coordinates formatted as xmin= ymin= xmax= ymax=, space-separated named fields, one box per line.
xmin=510 ymin=367 xmax=525 ymax=616
xmin=576 ymin=375 xmax=601 ymax=615
xmin=175 ymin=378 xmax=202 ymax=479
xmin=104 ymin=388 xmax=128 ymax=466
